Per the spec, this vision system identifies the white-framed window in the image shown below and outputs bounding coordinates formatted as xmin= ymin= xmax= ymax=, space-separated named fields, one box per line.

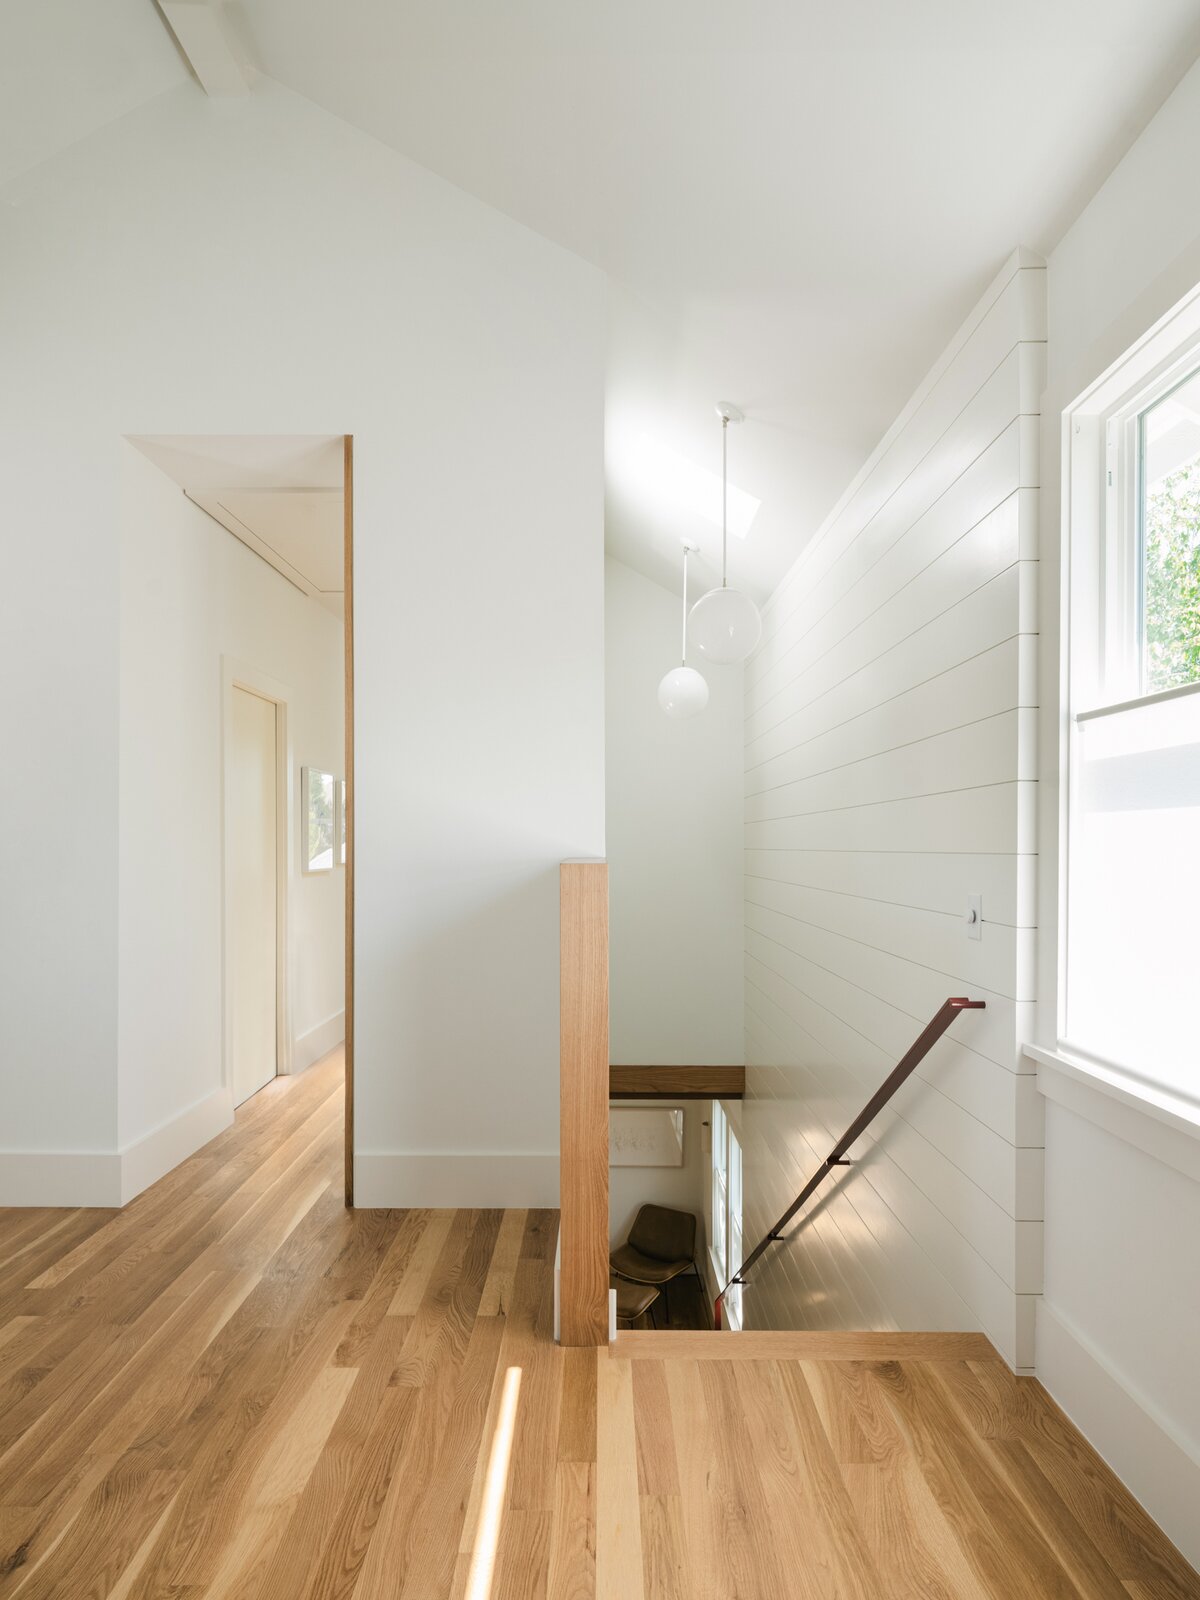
xmin=709 ymin=1100 xmax=744 ymax=1329
xmin=710 ymin=1099 xmax=727 ymax=1281
xmin=727 ymin=1129 xmax=743 ymax=1331
xmin=1095 ymin=361 xmax=1200 ymax=705
xmin=1062 ymin=289 xmax=1200 ymax=1106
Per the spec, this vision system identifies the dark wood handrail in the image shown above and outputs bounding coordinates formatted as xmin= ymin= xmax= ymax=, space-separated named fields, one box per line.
xmin=713 ymin=997 xmax=986 ymax=1329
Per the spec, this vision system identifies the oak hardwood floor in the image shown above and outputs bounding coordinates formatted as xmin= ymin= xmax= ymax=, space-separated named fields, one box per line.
xmin=0 ymin=1050 xmax=1195 ymax=1598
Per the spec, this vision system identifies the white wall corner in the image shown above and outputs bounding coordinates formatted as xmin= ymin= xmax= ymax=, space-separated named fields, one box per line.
xmin=1019 ymin=341 xmax=1048 ymax=413
xmin=1018 ymin=414 xmax=1041 ymax=489
xmin=1014 ymin=1291 xmax=1038 ymax=1373
xmin=293 ymin=1010 xmax=346 ymax=1076
xmin=1017 ymin=484 xmax=1040 ymax=562
xmin=0 ymin=1085 xmax=233 ymax=1209
xmin=119 ymin=1086 xmax=234 ymax=1205
xmin=1015 ymin=258 xmax=1048 ymax=340
xmin=156 ymin=0 xmax=256 ymax=96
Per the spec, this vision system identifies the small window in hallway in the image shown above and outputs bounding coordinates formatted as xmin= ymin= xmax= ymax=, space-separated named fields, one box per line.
xmin=303 ymin=767 xmax=336 ymax=873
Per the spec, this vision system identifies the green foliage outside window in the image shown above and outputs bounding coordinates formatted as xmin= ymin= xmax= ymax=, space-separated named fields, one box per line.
xmin=1144 ymin=463 xmax=1200 ymax=693
xmin=308 ymin=773 xmax=334 ymax=864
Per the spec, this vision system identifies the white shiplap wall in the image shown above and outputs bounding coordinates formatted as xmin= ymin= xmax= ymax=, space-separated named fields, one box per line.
xmin=741 ymin=250 xmax=1044 ymax=1369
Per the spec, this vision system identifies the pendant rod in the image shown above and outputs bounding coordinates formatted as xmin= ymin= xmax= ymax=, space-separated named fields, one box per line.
xmin=681 ymin=542 xmax=689 ymax=664
xmin=721 ymin=415 xmax=728 ymax=589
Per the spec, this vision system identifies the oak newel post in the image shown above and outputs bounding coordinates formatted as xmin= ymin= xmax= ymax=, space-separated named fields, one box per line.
xmin=558 ymin=860 xmax=610 ymax=1346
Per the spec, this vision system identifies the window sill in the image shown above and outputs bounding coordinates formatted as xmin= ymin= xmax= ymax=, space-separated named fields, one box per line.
xmin=1074 ymin=676 xmax=1200 ymax=723
xmin=1026 ymin=1042 xmax=1200 ymax=1184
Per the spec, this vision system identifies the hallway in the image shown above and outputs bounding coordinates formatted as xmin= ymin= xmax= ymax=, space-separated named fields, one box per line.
xmin=0 ymin=1054 xmax=1194 ymax=1598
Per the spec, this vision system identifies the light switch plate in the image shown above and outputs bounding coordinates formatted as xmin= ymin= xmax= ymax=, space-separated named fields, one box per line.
xmin=966 ymin=893 xmax=982 ymax=941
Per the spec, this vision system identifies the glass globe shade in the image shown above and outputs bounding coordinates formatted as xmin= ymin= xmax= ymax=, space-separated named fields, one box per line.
xmin=689 ymin=586 xmax=762 ymax=664
xmin=657 ymin=665 xmax=709 ymax=719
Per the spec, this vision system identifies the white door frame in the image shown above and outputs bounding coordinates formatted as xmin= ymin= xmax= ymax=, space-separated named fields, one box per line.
xmin=221 ymin=655 xmax=294 ymax=1089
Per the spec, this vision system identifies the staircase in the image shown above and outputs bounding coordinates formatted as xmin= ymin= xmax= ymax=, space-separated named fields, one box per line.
xmin=713 ymin=996 xmax=986 ymax=1329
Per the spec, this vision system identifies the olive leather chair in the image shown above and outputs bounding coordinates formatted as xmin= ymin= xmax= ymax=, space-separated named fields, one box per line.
xmin=611 ymin=1275 xmax=661 ymax=1329
xmin=610 ymin=1204 xmax=699 ymax=1306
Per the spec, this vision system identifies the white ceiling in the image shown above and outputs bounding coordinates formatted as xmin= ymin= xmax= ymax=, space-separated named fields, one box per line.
xmin=227 ymin=0 xmax=1200 ymax=599
xmin=130 ymin=435 xmax=346 ymax=616
xmin=8 ymin=4 xmax=1200 ymax=600
xmin=0 ymin=0 xmax=188 ymax=189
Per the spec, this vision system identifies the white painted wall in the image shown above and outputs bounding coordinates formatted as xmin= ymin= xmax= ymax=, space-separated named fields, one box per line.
xmin=1035 ymin=56 xmax=1200 ymax=1570
xmin=739 ymin=254 xmax=1044 ymax=1369
xmin=609 ymin=1100 xmax=706 ymax=1267
xmin=0 ymin=76 xmax=604 ymax=1206
xmin=605 ymin=556 xmax=743 ymax=1067
xmin=0 ymin=436 xmax=120 ymax=1189
xmin=118 ymin=443 xmax=345 ymax=1177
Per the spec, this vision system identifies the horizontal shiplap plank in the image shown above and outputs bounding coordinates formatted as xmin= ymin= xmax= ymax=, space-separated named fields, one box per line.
xmin=743 ymin=846 xmax=1037 ymax=929
xmin=741 ymin=265 xmax=1041 ymax=1367
xmin=746 ymin=636 xmax=1035 ymax=795
xmin=760 ymin=348 xmax=1038 ymax=666
xmin=745 ymin=876 xmax=1030 ymax=1001
xmin=746 ymin=709 xmax=1037 ymax=823
xmin=751 ymin=359 xmax=1038 ymax=706
xmin=741 ymin=1072 xmax=946 ymax=1334
xmin=741 ymin=1045 xmax=979 ymax=1335
xmin=743 ymin=1002 xmax=1036 ymax=1361
xmin=758 ymin=264 xmax=1045 ymax=655
xmin=746 ymin=564 xmax=1029 ymax=771
xmin=743 ymin=978 xmax=1042 ymax=1296
xmin=741 ymin=945 xmax=1038 ymax=1220
xmin=744 ymin=779 xmax=1037 ymax=858
xmin=749 ymin=426 xmax=1029 ymax=736
xmin=740 ymin=905 xmax=1040 ymax=1142
xmin=743 ymin=890 xmax=1035 ymax=1069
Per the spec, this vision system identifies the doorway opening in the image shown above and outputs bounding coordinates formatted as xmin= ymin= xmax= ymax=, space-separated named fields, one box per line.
xmin=124 ymin=433 xmax=355 ymax=1203
xmin=226 ymin=674 xmax=286 ymax=1107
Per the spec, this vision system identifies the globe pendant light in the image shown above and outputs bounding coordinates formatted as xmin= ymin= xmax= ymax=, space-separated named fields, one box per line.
xmin=689 ymin=402 xmax=762 ymax=664
xmin=658 ymin=539 xmax=709 ymax=719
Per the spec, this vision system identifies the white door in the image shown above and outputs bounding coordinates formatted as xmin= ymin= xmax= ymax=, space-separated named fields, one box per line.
xmin=229 ymin=686 xmax=278 ymax=1106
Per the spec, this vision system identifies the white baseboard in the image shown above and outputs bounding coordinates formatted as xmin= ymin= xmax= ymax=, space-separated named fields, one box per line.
xmin=354 ymin=1151 xmax=559 ymax=1209
xmin=1037 ymin=1299 xmax=1200 ymax=1571
xmin=0 ymin=1086 xmax=234 ymax=1209
xmin=292 ymin=1010 xmax=346 ymax=1075
xmin=0 ymin=1150 xmax=123 ymax=1208
xmin=119 ymin=1086 xmax=234 ymax=1206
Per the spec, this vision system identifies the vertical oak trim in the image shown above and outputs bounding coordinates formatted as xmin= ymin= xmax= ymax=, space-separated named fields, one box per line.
xmin=559 ymin=861 xmax=609 ymax=1346
xmin=344 ymin=435 xmax=355 ymax=1206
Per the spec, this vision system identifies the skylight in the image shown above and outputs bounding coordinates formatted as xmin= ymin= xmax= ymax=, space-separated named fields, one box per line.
xmin=630 ymin=432 xmax=761 ymax=539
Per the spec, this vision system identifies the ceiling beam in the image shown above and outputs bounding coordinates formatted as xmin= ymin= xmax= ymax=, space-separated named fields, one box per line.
xmin=155 ymin=0 xmax=254 ymax=97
